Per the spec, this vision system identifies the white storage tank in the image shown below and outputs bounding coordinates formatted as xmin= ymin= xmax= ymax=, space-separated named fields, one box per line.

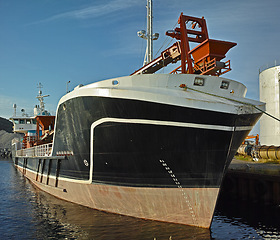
xmin=259 ymin=65 xmax=280 ymax=145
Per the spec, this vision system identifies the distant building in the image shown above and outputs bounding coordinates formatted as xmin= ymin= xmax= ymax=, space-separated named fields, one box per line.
xmin=259 ymin=65 xmax=280 ymax=145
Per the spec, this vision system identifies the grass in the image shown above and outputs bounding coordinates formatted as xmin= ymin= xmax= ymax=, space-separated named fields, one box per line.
xmin=235 ymin=154 xmax=253 ymax=162
xmin=235 ymin=154 xmax=280 ymax=164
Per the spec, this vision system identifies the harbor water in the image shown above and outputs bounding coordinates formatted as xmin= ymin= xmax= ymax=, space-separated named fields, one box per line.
xmin=1 ymin=158 xmax=280 ymax=240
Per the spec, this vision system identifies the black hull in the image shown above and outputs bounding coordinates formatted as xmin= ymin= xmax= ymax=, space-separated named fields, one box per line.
xmin=40 ymin=96 xmax=260 ymax=188
xmin=12 ymin=95 xmax=262 ymax=228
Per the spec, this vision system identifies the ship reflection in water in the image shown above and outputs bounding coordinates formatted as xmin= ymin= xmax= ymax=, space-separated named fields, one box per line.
xmin=1 ymin=159 xmax=280 ymax=239
xmin=32 ymin=190 xmax=210 ymax=239
xmin=1 ymin=159 xmax=209 ymax=239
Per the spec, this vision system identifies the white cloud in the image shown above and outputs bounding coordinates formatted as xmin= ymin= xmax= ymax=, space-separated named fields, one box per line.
xmin=32 ymin=0 xmax=141 ymax=24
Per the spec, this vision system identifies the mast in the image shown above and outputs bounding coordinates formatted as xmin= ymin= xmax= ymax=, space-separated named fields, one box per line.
xmin=36 ymin=82 xmax=49 ymax=115
xmin=147 ymin=0 xmax=152 ymax=64
xmin=137 ymin=0 xmax=159 ymax=65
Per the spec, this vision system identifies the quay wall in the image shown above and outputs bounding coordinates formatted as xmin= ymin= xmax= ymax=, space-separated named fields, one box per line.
xmin=220 ymin=159 xmax=280 ymax=205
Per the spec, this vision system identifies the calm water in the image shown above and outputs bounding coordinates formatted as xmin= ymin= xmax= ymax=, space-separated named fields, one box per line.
xmin=1 ymin=158 xmax=280 ymax=240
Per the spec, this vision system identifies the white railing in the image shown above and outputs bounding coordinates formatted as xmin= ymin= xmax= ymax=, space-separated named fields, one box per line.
xmin=16 ymin=143 xmax=53 ymax=157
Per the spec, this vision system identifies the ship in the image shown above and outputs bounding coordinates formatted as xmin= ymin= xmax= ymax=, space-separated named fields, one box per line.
xmin=11 ymin=8 xmax=264 ymax=228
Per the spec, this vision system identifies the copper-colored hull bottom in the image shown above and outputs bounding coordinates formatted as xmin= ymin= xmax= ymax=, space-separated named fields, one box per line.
xmin=15 ymin=165 xmax=219 ymax=228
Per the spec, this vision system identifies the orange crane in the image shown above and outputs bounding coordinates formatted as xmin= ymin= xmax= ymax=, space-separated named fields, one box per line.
xmin=131 ymin=13 xmax=236 ymax=76
xmin=243 ymin=134 xmax=259 ymax=145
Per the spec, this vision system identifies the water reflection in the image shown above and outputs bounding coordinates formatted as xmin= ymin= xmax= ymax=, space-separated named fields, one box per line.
xmin=213 ymin=195 xmax=280 ymax=239
xmin=32 ymin=188 xmax=211 ymax=239
xmin=0 ymin=159 xmax=210 ymax=239
xmin=2 ymin=158 xmax=280 ymax=239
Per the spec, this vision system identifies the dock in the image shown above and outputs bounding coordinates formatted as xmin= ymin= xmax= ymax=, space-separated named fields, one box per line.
xmin=221 ymin=158 xmax=280 ymax=205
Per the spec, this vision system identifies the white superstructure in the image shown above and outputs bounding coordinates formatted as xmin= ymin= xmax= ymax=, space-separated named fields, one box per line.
xmin=259 ymin=65 xmax=280 ymax=145
xmin=10 ymin=82 xmax=51 ymax=134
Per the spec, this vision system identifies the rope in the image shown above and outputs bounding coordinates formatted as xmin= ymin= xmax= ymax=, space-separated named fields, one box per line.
xmin=154 ymin=37 xmax=174 ymax=58
xmin=184 ymin=85 xmax=280 ymax=122
xmin=254 ymin=106 xmax=280 ymax=122
xmin=154 ymin=20 xmax=178 ymax=58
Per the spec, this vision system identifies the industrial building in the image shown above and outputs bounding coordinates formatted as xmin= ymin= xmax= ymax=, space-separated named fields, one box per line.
xmin=259 ymin=64 xmax=280 ymax=145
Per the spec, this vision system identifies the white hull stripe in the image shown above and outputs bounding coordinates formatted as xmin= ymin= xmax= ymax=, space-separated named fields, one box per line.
xmin=22 ymin=118 xmax=252 ymax=185
xmin=16 ymin=165 xmax=90 ymax=184
xmin=89 ymin=118 xmax=252 ymax=182
xmin=91 ymin=117 xmax=252 ymax=132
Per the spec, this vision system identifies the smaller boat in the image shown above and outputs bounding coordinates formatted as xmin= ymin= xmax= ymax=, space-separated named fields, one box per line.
xmin=10 ymin=83 xmax=55 ymax=156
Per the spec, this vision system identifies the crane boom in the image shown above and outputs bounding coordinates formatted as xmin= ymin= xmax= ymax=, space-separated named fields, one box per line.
xmin=131 ymin=13 xmax=236 ymax=77
xmin=131 ymin=42 xmax=181 ymax=75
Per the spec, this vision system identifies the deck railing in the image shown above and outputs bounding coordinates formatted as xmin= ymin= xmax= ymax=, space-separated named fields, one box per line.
xmin=16 ymin=143 xmax=53 ymax=157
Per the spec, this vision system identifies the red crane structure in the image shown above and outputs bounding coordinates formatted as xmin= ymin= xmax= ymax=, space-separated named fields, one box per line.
xmin=131 ymin=13 xmax=236 ymax=76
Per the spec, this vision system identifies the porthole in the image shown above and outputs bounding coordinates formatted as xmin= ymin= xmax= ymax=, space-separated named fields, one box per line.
xmin=112 ymin=80 xmax=119 ymax=85
xmin=83 ymin=159 xmax=89 ymax=166
xmin=194 ymin=77 xmax=205 ymax=86
xmin=220 ymin=80 xmax=229 ymax=89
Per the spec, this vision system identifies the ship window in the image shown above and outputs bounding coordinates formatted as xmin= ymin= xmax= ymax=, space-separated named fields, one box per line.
xmin=32 ymin=119 xmax=36 ymax=124
xmin=220 ymin=81 xmax=229 ymax=89
xmin=112 ymin=80 xmax=119 ymax=85
xmin=26 ymin=119 xmax=31 ymax=124
xmin=14 ymin=119 xmax=19 ymax=124
xmin=194 ymin=77 xmax=205 ymax=86
xmin=19 ymin=119 xmax=25 ymax=124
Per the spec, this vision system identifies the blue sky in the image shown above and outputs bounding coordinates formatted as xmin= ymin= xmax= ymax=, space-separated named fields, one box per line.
xmin=1 ymin=0 xmax=280 ymax=132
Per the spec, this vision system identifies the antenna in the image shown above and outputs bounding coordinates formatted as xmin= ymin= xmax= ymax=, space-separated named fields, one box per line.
xmin=13 ymin=104 xmax=17 ymax=117
xmin=66 ymin=81 xmax=71 ymax=93
xmin=137 ymin=0 xmax=159 ymax=65
xmin=37 ymin=82 xmax=43 ymax=95
xmin=36 ymin=82 xmax=49 ymax=115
